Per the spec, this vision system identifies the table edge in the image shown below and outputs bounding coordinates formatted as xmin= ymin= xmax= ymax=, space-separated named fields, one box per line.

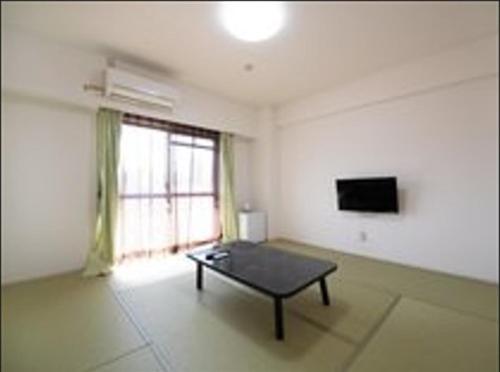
xmin=187 ymin=254 xmax=337 ymax=299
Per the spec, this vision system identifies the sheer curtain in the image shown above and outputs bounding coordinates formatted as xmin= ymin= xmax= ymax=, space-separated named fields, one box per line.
xmin=115 ymin=116 xmax=220 ymax=262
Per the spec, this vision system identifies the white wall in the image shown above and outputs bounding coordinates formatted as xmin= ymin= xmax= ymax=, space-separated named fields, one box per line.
xmin=1 ymin=96 xmax=96 ymax=284
xmin=250 ymin=108 xmax=281 ymax=238
xmin=1 ymin=29 xmax=257 ymax=284
xmin=275 ymin=35 xmax=499 ymax=283
xmin=277 ymin=35 xmax=498 ymax=126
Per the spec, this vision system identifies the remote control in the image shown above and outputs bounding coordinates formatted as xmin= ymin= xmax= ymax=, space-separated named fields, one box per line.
xmin=213 ymin=252 xmax=229 ymax=260
xmin=206 ymin=251 xmax=229 ymax=260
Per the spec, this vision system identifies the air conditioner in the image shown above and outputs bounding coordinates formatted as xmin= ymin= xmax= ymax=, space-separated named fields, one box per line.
xmin=103 ymin=67 xmax=177 ymax=110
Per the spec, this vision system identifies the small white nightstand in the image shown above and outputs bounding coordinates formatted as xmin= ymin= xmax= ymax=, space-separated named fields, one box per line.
xmin=239 ymin=211 xmax=267 ymax=243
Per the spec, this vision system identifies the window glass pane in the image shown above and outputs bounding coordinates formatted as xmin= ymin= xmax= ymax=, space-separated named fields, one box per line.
xmin=171 ymin=196 xmax=216 ymax=244
xmin=119 ymin=125 xmax=168 ymax=195
xmin=115 ymin=121 xmax=219 ymax=259
xmin=170 ymin=145 xmax=214 ymax=193
xmin=116 ymin=198 xmax=171 ymax=256
xmin=194 ymin=137 xmax=215 ymax=147
xmin=170 ymin=134 xmax=193 ymax=144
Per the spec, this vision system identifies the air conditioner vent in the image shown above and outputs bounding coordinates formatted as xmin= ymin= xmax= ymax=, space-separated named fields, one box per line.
xmin=104 ymin=67 xmax=177 ymax=110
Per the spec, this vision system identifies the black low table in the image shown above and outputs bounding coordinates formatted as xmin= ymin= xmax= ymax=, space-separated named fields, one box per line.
xmin=186 ymin=241 xmax=337 ymax=340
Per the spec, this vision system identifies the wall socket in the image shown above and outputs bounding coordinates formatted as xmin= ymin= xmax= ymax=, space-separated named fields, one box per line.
xmin=359 ymin=231 xmax=367 ymax=242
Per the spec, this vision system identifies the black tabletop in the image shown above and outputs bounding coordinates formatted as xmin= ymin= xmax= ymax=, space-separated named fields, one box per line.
xmin=187 ymin=241 xmax=337 ymax=298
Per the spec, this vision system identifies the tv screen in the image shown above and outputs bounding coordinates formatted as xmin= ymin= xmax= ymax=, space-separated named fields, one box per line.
xmin=336 ymin=177 xmax=398 ymax=213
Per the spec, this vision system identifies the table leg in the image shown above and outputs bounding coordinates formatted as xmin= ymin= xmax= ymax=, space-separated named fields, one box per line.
xmin=319 ymin=277 xmax=330 ymax=306
xmin=274 ymin=297 xmax=284 ymax=340
xmin=197 ymin=263 xmax=203 ymax=290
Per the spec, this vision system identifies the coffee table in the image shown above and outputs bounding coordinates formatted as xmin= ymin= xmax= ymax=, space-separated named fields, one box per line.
xmin=186 ymin=241 xmax=337 ymax=340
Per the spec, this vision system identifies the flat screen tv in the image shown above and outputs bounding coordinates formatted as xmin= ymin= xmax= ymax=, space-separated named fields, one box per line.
xmin=336 ymin=177 xmax=398 ymax=213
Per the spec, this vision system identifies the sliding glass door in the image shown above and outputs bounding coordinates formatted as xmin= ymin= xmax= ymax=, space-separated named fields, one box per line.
xmin=169 ymin=133 xmax=219 ymax=248
xmin=115 ymin=116 xmax=220 ymax=262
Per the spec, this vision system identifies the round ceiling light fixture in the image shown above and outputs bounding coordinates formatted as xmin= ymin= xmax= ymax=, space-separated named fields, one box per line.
xmin=219 ymin=2 xmax=285 ymax=42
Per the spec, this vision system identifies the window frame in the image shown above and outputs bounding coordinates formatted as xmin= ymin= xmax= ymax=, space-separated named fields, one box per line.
xmin=117 ymin=112 xmax=221 ymax=256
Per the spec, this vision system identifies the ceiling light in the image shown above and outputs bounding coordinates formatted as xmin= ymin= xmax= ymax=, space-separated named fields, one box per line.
xmin=219 ymin=2 xmax=285 ymax=42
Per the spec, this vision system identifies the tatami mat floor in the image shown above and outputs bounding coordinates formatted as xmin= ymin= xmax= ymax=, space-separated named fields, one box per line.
xmin=2 ymin=239 xmax=498 ymax=372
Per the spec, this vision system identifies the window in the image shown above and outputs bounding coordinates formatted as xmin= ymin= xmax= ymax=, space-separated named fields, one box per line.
xmin=115 ymin=113 xmax=220 ymax=262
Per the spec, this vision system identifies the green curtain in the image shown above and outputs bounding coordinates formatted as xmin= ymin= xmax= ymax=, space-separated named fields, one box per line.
xmin=220 ymin=133 xmax=239 ymax=242
xmin=83 ymin=108 xmax=122 ymax=276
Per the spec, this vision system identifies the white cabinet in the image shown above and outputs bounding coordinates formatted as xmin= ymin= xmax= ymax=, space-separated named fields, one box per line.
xmin=239 ymin=211 xmax=267 ymax=243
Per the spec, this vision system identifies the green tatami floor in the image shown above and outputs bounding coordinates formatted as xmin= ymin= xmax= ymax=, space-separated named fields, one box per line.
xmin=2 ymin=239 xmax=498 ymax=372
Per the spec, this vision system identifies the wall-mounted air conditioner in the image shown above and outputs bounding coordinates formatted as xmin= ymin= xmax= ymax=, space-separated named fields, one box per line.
xmin=104 ymin=67 xmax=177 ymax=110
xmin=96 ymin=67 xmax=177 ymax=110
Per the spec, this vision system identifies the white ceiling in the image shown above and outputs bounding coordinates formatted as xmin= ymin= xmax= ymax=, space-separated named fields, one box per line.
xmin=2 ymin=1 xmax=498 ymax=106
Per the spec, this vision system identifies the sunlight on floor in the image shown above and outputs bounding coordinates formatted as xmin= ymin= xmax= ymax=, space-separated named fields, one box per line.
xmin=112 ymin=250 xmax=198 ymax=289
